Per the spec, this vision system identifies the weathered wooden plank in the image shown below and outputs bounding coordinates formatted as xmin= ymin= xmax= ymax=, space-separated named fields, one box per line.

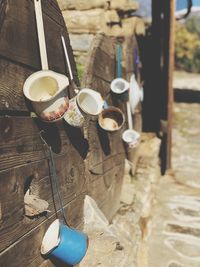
xmin=83 ymin=75 xmax=111 ymax=99
xmin=0 ymin=194 xmax=85 ymax=267
xmin=122 ymin=36 xmax=137 ymax=79
xmin=88 ymin=163 xmax=124 ymax=220
xmin=0 ymin=0 xmax=78 ymax=112
xmin=90 ymin=48 xmax=115 ymax=82
xmin=0 ymin=116 xmax=88 ymax=171
xmin=82 ymin=34 xmax=126 ymax=220
xmin=82 ymin=34 xmax=116 ymax=86
xmin=165 ymin=0 xmax=175 ymax=170
xmin=0 ymin=115 xmax=87 ymax=252
xmin=0 ymin=149 xmax=86 ymax=252
xmin=0 ymin=0 xmax=66 ymax=71
xmin=0 ymin=58 xmax=33 ymax=112
xmin=86 ymin=121 xmax=125 ymax=174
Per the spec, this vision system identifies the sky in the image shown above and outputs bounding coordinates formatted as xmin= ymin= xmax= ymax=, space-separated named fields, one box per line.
xmin=134 ymin=0 xmax=151 ymax=18
xmin=176 ymin=0 xmax=200 ymax=11
xmin=135 ymin=0 xmax=200 ymax=19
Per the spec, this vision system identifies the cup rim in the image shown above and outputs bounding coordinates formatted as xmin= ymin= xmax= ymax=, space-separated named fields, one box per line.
xmin=63 ymin=98 xmax=85 ymax=127
xmin=110 ymin=78 xmax=129 ymax=94
xmin=76 ymin=88 xmax=104 ymax=116
xmin=23 ymin=70 xmax=69 ymax=103
xmin=41 ymin=219 xmax=61 ymax=255
xmin=122 ymin=129 xmax=140 ymax=143
xmin=98 ymin=106 xmax=125 ymax=131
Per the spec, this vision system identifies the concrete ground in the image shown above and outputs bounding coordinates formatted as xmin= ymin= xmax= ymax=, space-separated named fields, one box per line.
xmin=80 ymin=72 xmax=200 ymax=267
xmin=173 ymin=71 xmax=200 ymax=91
xmin=137 ymin=101 xmax=200 ymax=267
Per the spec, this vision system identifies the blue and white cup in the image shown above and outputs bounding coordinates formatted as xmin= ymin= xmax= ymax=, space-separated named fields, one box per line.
xmin=41 ymin=219 xmax=88 ymax=266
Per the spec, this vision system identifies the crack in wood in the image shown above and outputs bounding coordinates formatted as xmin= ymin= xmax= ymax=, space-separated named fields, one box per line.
xmin=0 ymin=0 xmax=8 ymax=34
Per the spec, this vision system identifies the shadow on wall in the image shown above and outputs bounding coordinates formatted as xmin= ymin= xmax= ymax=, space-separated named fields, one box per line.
xmin=63 ymin=122 xmax=89 ymax=159
xmin=49 ymin=257 xmax=73 ymax=267
xmin=34 ymin=119 xmax=62 ymax=154
xmin=96 ymin=122 xmax=111 ymax=156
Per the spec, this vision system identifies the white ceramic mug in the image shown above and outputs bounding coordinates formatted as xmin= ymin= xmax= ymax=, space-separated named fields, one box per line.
xmin=63 ymin=96 xmax=85 ymax=127
xmin=122 ymin=129 xmax=140 ymax=148
xmin=110 ymin=78 xmax=129 ymax=94
xmin=76 ymin=88 xmax=104 ymax=117
xmin=23 ymin=0 xmax=70 ymax=123
xmin=98 ymin=106 xmax=125 ymax=132
xmin=23 ymin=70 xmax=69 ymax=122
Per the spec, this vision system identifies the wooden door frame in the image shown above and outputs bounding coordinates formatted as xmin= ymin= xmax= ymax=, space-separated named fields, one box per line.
xmin=151 ymin=0 xmax=175 ymax=172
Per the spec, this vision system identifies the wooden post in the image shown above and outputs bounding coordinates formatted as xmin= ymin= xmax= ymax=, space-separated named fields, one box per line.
xmin=163 ymin=0 xmax=175 ymax=170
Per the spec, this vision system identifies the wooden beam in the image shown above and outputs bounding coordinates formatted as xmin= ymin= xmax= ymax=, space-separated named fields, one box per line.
xmin=0 ymin=0 xmax=79 ymax=113
xmin=0 ymin=194 xmax=85 ymax=267
xmin=0 ymin=116 xmax=88 ymax=171
xmin=82 ymin=34 xmax=126 ymax=220
xmin=163 ymin=0 xmax=175 ymax=170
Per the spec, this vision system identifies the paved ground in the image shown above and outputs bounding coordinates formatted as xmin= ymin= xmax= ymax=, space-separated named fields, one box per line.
xmin=80 ymin=72 xmax=200 ymax=267
xmin=138 ymin=101 xmax=200 ymax=267
xmin=173 ymin=71 xmax=200 ymax=91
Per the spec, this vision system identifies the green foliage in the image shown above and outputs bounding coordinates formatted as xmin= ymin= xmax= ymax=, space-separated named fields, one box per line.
xmin=76 ymin=63 xmax=85 ymax=82
xmin=175 ymin=20 xmax=200 ymax=73
xmin=185 ymin=15 xmax=200 ymax=37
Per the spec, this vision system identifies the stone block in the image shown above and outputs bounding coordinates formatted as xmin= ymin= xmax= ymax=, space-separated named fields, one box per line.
xmin=109 ymin=0 xmax=139 ymax=11
xmin=105 ymin=17 xmax=145 ymax=37
xmin=69 ymin=34 xmax=95 ymax=51
xmin=58 ymin=0 xmax=107 ymax=11
xmin=63 ymin=9 xmax=120 ymax=34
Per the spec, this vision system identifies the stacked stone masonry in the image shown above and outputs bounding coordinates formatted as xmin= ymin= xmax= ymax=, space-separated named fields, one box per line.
xmin=57 ymin=0 xmax=145 ymax=64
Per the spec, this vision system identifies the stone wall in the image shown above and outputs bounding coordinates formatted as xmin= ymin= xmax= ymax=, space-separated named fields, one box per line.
xmin=79 ymin=133 xmax=161 ymax=267
xmin=57 ymin=0 xmax=145 ymax=65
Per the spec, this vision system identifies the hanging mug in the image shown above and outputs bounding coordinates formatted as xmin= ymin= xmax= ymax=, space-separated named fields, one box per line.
xmin=110 ymin=78 xmax=129 ymax=94
xmin=23 ymin=71 xmax=69 ymax=122
xmin=76 ymin=88 xmax=104 ymax=117
xmin=63 ymin=96 xmax=85 ymax=127
xmin=23 ymin=0 xmax=70 ymax=123
xmin=122 ymin=129 xmax=140 ymax=148
xmin=41 ymin=219 xmax=88 ymax=266
xmin=98 ymin=105 xmax=125 ymax=132
xmin=64 ymin=88 xmax=104 ymax=127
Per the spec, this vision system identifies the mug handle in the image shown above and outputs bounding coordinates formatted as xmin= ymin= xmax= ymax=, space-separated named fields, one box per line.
xmin=103 ymin=101 xmax=108 ymax=109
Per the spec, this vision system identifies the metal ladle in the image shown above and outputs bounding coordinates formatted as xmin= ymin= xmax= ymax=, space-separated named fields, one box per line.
xmin=23 ymin=0 xmax=69 ymax=122
xmin=122 ymin=101 xmax=140 ymax=148
xmin=61 ymin=35 xmax=104 ymax=127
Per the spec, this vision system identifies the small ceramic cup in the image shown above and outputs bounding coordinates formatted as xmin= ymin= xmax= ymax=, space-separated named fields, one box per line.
xmin=122 ymin=129 xmax=140 ymax=148
xmin=41 ymin=219 xmax=88 ymax=266
xmin=110 ymin=78 xmax=129 ymax=94
xmin=98 ymin=106 xmax=125 ymax=132
xmin=23 ymin=70 xmax=69 ymax=122
xmin=63 ymin=96 xmax=85 ymax=127
xmin=76 ymin=88 xmax=104 ymax=117
xmin=64 ymin=88 xmax=104 ymax=127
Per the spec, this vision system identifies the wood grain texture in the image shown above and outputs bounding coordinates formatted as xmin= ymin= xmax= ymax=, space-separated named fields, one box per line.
xmin=0 ymin=155 xmax=86 ymax=252
xmin=82 ymin=34 xmax=126 ymax=220
xmin=0 ymin=116 xmax=87 ymax=261
xmin=0 ymin=0 xmax=66 ymax=71
xmin=0 ymin=58 xmax=33 ymax=112
xmin=0 ymin=194 xmax=85 ymax=267
xmin=0 ymin=116 xmax=88 ymax=171
xmin=88 ymin=163 xmax=124 ymax=220
xmin=0 ymin=115 xmax=87 ymax=253
xmin=82 ymin=34 xmax=116 ymax=87
xmin=0 ymin=0 xmax=78 ymax=112
xmin=0 ymin=1 xmax=82 ymax=266
xmin=122 ymin=35 xmax=142 ymax=88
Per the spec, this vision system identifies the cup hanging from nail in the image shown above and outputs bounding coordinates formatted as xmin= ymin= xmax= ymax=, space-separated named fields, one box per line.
xmin=23 ymin=0 xmax=69 ymax=122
